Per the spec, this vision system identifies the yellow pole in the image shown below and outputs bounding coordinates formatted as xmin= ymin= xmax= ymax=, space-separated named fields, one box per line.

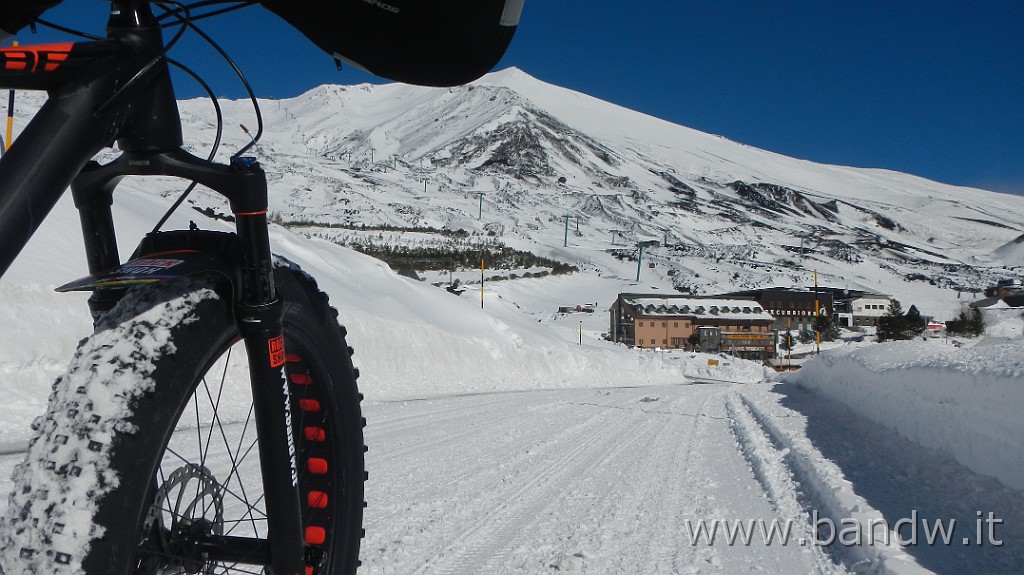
xmin=787 ymin=317 xmax=791 ymax=367
xmin=480 ymin=257 xmax=484 ymax=309
xmin=5 ymin=42 xmax=16 ymax=152
xmin=814 ymin=269 xmax=820 ymax=354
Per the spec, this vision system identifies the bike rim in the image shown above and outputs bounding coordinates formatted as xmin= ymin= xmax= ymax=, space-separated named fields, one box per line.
xmin=134 ymin=334 xmax=343 ymax=575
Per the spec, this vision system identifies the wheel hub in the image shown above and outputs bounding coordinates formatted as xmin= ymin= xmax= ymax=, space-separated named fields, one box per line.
xmin=139 ymin=463 xmax=225 ymax=574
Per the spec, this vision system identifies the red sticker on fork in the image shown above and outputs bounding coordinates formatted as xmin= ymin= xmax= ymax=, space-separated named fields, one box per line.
xmin=268 ymin=335 xmax=286 ymax=368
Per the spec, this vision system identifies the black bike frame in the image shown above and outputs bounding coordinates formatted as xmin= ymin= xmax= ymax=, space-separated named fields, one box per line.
xmin=0 ymin=2 xmax=303 ymax=573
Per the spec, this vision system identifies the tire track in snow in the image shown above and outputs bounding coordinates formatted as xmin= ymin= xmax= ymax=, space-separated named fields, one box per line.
xmin=474 ymin=401 xmax=664 ymax=575
xmin=407 ymin=391 xmax=650 ymax=575
xmin=482 ymin=392 xmax=686 ymax=574
xmin=458 ymin=385 xmax=729 ymax=574
xmin=643 ymin=387 xmax=720 ymax=575
xmin=367 ymin=395 xmax=551 ymax=466
xmin=725 ymin=393 xmax=838 ymax=574
xmin=729 ymin=390 xmax=823 ymax=548
xmin=363 ymin=391 xmax=620 ymax=572
xmin=737 ymin=392 xmax=932 ymax=575
xmin=364 ymin=394 xmax=591 ymax=522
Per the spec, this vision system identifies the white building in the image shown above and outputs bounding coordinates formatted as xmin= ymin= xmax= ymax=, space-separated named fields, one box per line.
xmin=850 ymin=295 xmax=892 ymax=326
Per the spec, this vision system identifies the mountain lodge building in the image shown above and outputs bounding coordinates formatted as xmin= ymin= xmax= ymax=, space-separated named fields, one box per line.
xmin=610 ymin=293 xmax=777 ymax=360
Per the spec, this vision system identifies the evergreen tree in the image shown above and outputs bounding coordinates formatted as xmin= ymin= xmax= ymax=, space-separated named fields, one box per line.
xmin=877 ymin=300 xmax=901 ymax=341
xmin=877 ymin=300 xmax=926 ymax=341
xmin=946 ymin=306 xmax=985 ymax=337
xmin=885 ymin=299 xmax=904 ymax=318
xmin=780 ymin=330 xmax=794 ymax=351
xmin=813 ymin=314 xmax=841 ymax=341
xmin=969 ymin=307 xmax=985 ymax=336
xmin=903 ymin=305 xmax=927 ymax=338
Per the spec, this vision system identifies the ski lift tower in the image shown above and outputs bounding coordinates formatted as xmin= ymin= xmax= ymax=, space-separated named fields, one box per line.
xmin=636 ymin=240 xmax=657 ymax=282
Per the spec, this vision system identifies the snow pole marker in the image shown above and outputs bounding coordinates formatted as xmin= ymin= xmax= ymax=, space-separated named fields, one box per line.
xmin=5 ymin=42 xmax=16 ymax=153
xmin=814 ymin=269 xmax=821 ymax=354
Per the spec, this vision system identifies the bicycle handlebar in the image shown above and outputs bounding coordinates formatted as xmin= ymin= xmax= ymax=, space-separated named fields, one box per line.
xmin=0 ymin=2 xmax=182 ymax=278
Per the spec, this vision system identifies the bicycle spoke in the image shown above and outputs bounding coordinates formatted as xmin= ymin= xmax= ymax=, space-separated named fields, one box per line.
xmin=162 ymin=443 xmax=269 ymax=525
xmin=200 ymin=346 xmax=233 ymax=475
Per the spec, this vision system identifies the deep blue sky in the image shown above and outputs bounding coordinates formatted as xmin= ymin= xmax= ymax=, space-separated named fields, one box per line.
xmin=19 ymin=1 xmax=1024 ymax=195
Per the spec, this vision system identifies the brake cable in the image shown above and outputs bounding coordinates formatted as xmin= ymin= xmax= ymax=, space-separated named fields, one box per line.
xmin=37 ymin=1 xmax=267 ymax=231
xmin=150 ymin=56 xmax=224 ymax=233
xmin=149 ymin=1 xmax=266 ymax=231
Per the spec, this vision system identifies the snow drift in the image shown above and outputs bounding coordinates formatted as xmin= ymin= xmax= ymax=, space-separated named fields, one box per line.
xmin=782 ymin=339 xmax=1024 ymax=491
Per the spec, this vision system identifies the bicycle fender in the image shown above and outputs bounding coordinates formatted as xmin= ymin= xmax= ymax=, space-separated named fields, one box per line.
xmin=56 ymin=250 xmax=237 ymax=292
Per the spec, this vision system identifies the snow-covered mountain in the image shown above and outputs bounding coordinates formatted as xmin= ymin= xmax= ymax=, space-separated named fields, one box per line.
xmin=169 ymin=67 xmax=1024 ymax=320
xmin=4 ymin=66 xmax=1023 ymax=322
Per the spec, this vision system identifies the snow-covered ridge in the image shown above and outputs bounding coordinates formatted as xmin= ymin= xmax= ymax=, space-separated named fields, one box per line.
xmin=7 ymin=68 xmax=1024 ymax=321
xmin=173 ymin=67 xmax=1024 ymax=322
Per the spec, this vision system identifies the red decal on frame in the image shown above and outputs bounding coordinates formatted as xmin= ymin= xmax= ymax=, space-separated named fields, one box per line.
xmin=0 ymin=43 xmax=74 ymax=73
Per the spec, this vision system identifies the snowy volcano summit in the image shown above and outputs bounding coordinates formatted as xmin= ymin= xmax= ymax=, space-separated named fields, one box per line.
xmin=170 ymin=67 xmax=1024 ymax=317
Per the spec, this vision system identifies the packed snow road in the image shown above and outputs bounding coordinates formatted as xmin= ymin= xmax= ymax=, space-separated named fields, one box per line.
xmin=0 ymin=382 xmax=864 ymax=574
xmin=359 ymin=382 xmax=846 ymax=575
xmin=4 ymin=379 xmax=1016 ymax=574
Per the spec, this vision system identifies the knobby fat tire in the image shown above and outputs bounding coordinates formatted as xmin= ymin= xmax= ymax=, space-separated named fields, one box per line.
xmin=0 ymin=264 xmax=366 ymax=574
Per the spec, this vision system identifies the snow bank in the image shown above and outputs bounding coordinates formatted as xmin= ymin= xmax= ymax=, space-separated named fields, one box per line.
xmin=269 ymin=229 xmax=693 ymax=400
xmin=737 ymin=389 xmax=931 ymax=575
xmin=980 ymin=308 xmax=1024 ymax=338
xmin=782 ymin=339 xmax=1024 ymax=490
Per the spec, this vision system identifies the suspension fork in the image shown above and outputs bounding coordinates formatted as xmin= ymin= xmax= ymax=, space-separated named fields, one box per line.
xmin=229 ymin=157 xmax=307 ymax=575
xmin=71 ymin=150 xmax=306 ymax=575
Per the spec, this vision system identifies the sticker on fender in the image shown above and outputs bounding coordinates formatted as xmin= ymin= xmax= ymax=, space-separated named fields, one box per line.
xmin=268 ymin=335 xmax=286 ymax=368
xmin=116 ymin=258 xmax=185 ymax=276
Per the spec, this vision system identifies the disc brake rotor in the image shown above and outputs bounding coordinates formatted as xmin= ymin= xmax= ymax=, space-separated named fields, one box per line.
xmin=141 ymin=463 xmax=226 ymax=574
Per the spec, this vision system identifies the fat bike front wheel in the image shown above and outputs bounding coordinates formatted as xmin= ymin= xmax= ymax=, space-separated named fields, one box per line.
xmin=1 ymin=266 xmax=366 ymax=574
